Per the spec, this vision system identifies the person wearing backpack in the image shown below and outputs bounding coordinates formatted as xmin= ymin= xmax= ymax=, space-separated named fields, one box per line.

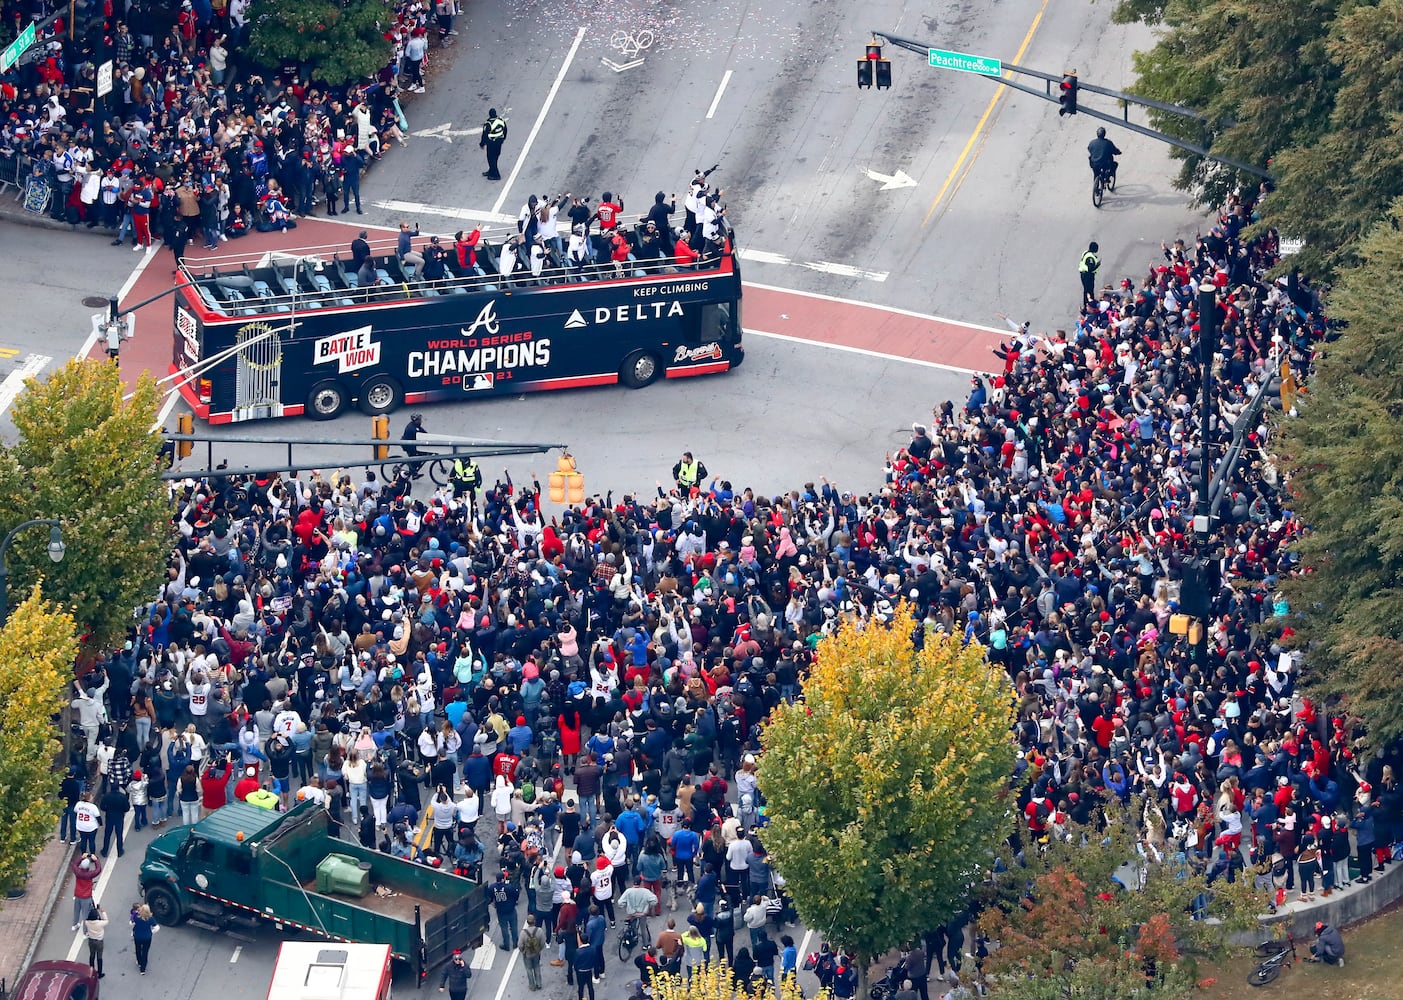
xmin=520 ymin=914 xmax=546 ymax=989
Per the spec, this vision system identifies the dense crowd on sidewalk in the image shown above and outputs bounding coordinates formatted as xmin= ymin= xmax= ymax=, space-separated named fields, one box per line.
xmin=0 ymin=0 xmax=444 ymax=244
xmin=56 ymin=202 xmax=1403 ymax=997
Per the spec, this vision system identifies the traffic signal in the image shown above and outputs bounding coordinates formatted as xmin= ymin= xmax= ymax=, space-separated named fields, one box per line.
xmin=857 ymin=54 xmax=874 ymax=88
xmin=372 ymin=415 xmax=389 ymax=460
xmin=1058 ymin=71 xmax=1078 ymax=116
xmin=176 ymin=412 xmax=193 ymax=459
xmin=875 ymin=57 xmax=892 ymax=90
xmin=1179 ymin=556 xmax=1221 ymax=620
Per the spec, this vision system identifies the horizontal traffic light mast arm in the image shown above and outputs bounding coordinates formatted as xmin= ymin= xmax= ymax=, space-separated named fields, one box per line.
xmin=996 ymin=76 xmax=1273 ymax=180
xmin=159 ymin=444 xmax=564 ymax=482
xmin=869 ymin=28 xmax=1271 ymax=181
xmin=164 ymin=433 xmax=568 ymax=450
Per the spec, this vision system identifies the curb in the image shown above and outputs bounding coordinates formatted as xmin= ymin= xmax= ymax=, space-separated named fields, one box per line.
xmin=17 ymin=837 xmax=75 ymax=975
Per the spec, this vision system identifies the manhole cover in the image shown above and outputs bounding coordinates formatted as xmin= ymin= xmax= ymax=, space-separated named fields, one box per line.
xmin=82 ymin=296 xmax=109 ymax=308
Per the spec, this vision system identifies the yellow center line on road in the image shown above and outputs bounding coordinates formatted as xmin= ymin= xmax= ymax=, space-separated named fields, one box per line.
xmin=921 ymin=0 xmax=1052 ymax=228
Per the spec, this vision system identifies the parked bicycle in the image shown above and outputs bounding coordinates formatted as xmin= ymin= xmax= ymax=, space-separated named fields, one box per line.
xmin=1248 ymin=932 xmax=1297 ymax=987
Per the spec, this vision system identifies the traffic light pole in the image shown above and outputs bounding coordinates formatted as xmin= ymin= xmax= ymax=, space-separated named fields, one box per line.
xmin=869 ymin=29 xmax=1273 ymax=181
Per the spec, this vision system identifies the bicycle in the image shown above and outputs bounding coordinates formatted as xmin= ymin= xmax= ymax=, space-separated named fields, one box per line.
xmin=618 ymin=912 xmax=650 ymax=961
xmin=670 ymin=866 xmax=694 ymax=911
xmin=1248 ymin=932 xmax=1297 ymax=986
xmin=388 ymin=447 xmax=456 ymax=488
xmin=1091 ymin=163 xmax=1117 ymax=208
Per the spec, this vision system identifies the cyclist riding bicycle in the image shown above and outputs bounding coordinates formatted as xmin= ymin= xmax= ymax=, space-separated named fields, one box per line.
xmin=1088 ymin=127 xmax=1122 ymax=185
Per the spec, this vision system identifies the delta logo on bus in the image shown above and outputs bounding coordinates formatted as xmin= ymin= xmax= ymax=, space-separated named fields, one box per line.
xmin=314 ymin=326 xmax=381 ymax=373
xmin=405 ymin=301 xmax=553 ymax=389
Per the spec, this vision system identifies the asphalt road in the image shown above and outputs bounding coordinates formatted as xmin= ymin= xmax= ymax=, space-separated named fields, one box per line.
xmin=363 ymin=0 xmax=1207 ymax=328
xmin=0 ymin=224 xmax=141 ymax=437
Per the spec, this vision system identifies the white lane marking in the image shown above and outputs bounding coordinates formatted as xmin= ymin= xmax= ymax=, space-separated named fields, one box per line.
xmin=735 ymin=248 xmax=888 ymax=282
xmin=706 ymin=70 xmax=733 ymax=119
xmin=746 ymin=328 xmax=981 ymax=375
xmin=151 ymin=390 xmax=179 ymax=434
xmin=372 ymin=200 xmax=516 ymax=226
xmin=230 ymin=945 xmax=243 ymax=963
xmin=797 ymin=927 xmax=814 ymax=976
xmin=471 ymin=939 xmax=497 ymax=970
xmin=743 ymin=280 xmax=1013 ymax=336
xmin=492 ymin=27 xmax=588 ymax=215
xmin=0 ymin=353 xmax=51 ymax=415
xmin=66 ymin=812 xmax=136 ymax=961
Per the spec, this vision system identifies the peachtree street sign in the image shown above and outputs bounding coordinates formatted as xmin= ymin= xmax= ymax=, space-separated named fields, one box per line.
xmin=927 ymin=47 xmax=1002 ymax=77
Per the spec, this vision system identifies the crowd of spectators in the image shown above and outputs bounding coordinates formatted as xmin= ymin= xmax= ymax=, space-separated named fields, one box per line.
xmin=0 ymin=0 xmax=440 ymax=240
xmin=57 ymin=198 xmax=1403 ymax=993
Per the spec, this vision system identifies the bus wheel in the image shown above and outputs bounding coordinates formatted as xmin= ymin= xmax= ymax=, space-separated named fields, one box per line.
xmin=306 ymin=381 xmax=349 ymax=420
xmin=621 ymin=350 xmax=662 ymax=388
xmin=359 ymin=376 xmax=403 ymax=415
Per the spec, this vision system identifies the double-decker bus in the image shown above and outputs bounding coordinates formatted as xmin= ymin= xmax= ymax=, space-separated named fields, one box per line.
xmin=169 ymin=228 xmax=744 ymax=423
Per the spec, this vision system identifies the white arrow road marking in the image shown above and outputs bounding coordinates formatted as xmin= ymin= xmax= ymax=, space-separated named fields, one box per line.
xmin=735 ymin=248 xmax=888 ymax=282
xmin=863 ymin=167 xmax=919 ymax=190
xmin=372 ymin=200 xmax=517 ymax=225
xmin=601 ymin=56 xmax=644 ymax=72
xmin=411 ymin=123 xmax=479 ymax=143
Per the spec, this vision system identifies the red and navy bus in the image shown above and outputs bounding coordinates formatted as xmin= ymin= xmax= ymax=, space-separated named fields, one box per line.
xmin=170 ymin=230 xmax=744 ymax=423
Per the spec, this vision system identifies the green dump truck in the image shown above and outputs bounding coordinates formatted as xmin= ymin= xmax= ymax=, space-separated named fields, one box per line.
xmin=139 ymin=800 xmax=488 ymax=980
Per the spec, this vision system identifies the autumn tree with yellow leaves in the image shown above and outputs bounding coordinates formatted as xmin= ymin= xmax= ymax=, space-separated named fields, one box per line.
xmin=0 ymin=358 xmax=173 ymax=654
xmin=759 ymin=604 xmax=1020 ymax=988
xmin=0 ymin=585 xmax=78 ymax=897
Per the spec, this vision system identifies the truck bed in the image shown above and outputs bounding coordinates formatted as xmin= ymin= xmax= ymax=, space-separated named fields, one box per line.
xmin=298 ymin=879 xmax=446 ymax=923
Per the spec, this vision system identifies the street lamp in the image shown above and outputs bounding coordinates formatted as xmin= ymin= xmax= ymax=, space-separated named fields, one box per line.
xmin=0 ymin=518 xmax=66 ymax=626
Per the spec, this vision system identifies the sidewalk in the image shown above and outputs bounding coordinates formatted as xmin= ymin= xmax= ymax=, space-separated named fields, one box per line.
xmin=0 ymin=834 xmax=73 ymax=984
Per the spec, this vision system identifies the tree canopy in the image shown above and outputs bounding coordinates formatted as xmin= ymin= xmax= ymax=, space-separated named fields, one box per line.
xmin=758 ymin=605 xmax=1020 ymax=973
xmin=1113 ymin=0 xmax=1403 ymax=275
xmin=976 ymin=807 xmax=1259 ymax=1000
xmin=0 ymin=585 xmax=78 ymax=897
xmin=246 ymin=0 xmax=394 ymax=87
xmin=0 ymin=359 xmax=172 ymax=653
xmin=1276 ymin=197 xmax=1403 ymax=746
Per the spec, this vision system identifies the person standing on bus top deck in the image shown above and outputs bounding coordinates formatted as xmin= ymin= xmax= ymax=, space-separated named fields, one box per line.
xmin=593 ymin=192 xmax=623 ymax=233
xmin=518 ymin=194 xmax=539 ymax=235
xmin=646 ymin=192 xmax=676 ymax=242
xmin=403 ymin=413 xmax=426 ymax=479
xmin=351 ymin=230 xmax=371 ymax=271
xmin=455 ymin=229 xmax=481 ymax=272
xmin=684 ymin=165 xmax=718 ymax=237
xmin=673 ymin=452 xmax=708 ymax=493
xmin=480 ymin=108 xmax=507 ymax=180
xmin=567 ymin=197 xmax=594 ymax=263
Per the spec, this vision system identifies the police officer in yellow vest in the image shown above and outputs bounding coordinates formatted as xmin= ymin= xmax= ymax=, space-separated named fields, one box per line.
xmin=480 ymin=108 xmax=507 ymax=181
xmin=1079 ymin=240 xmax=1100 ymax=304
xmin=671 ymin=451 xmax=708 ymax=493
xmin=451 ymin=455 xmax=482 ymax=504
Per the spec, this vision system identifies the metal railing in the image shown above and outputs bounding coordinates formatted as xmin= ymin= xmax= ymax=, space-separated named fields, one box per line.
xmin=180 ymin=240 xmax=734 ymax=317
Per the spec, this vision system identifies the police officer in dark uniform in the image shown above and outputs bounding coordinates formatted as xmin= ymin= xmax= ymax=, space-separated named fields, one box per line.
xmin=480 ymin=108 xmax=507 ymax=180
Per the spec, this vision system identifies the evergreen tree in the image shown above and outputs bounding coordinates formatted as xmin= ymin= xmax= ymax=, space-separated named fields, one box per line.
xmin=246 ymin=0 xmax=392 ymax=87
xmin=1278 ymin=197 xmax=1403 ymax=745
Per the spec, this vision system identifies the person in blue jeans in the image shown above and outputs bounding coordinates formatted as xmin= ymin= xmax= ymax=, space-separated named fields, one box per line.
xmin=491 ymin=869 xmax=520 ymax=949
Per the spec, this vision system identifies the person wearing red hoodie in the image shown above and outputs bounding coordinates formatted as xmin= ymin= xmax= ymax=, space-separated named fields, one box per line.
xmin=234 ymin=763 xmax=261 ymax=802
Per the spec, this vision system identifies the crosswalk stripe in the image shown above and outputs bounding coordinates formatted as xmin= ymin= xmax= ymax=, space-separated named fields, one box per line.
xmin=0 ymin=347 xmax=19 ymax=358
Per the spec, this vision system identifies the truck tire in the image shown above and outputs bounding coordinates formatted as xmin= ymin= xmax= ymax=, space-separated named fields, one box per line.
xmin=145 ymin=885 xmax=185 ymax=926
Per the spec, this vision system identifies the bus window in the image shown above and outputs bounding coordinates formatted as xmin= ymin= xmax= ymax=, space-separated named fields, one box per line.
xmin=700 ymin=302 xmax=735 ymax=344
